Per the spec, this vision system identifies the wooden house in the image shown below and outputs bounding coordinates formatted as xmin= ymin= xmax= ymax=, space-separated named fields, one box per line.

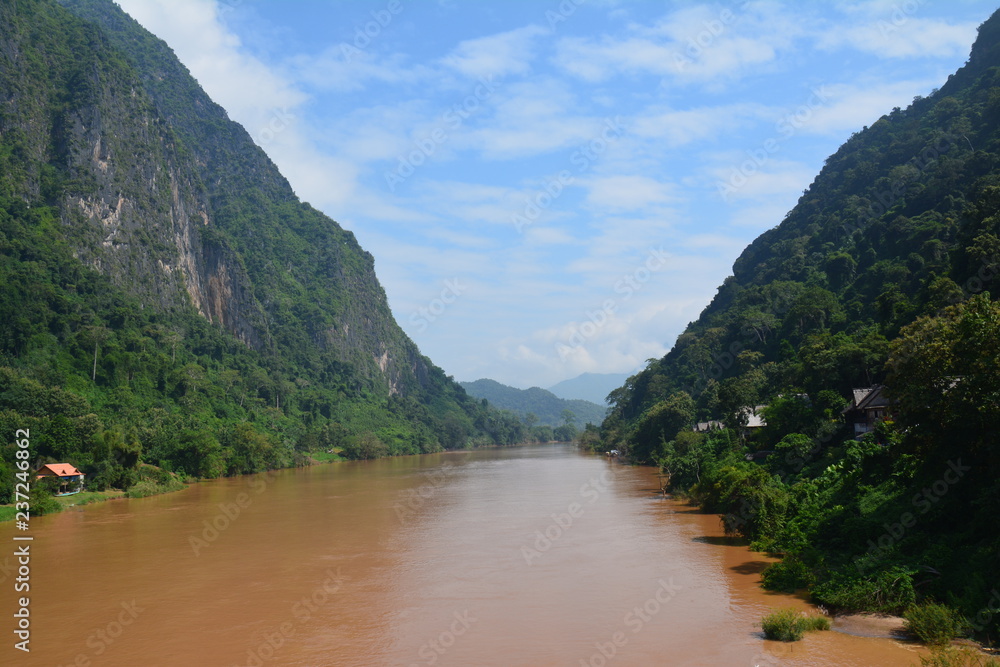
xmin=842 ymin=386 xmax=893 ymax=438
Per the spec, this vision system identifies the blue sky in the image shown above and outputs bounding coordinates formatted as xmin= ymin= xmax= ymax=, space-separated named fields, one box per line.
xmin=115 ymin=0 xmax=997 ymax=389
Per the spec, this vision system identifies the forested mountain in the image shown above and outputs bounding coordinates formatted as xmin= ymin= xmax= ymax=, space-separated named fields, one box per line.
xmin=461 ymin=378 xmax=607 ymax=428
xmin=0 ymin=0 xmax=523 ymax=496
xmin=599 ymin=9 xmax=1000 ymax=643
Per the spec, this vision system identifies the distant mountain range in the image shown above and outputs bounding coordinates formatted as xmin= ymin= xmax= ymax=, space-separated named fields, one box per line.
xmin=547 ymin=372 xmax=633 ymax=405
xmin=461 ymin=379 xmax=608 ymax=427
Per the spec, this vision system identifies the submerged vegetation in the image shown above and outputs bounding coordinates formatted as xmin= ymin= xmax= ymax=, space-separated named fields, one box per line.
xmin=760 ymin=608 xmax=830 ymax=642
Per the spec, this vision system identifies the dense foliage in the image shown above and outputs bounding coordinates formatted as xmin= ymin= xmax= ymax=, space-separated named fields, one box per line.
xmin=598 ymin=10 xmax=1000 ymax=645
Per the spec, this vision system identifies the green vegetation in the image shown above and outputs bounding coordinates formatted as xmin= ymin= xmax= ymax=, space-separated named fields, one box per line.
xmin=54 ymin=489 xmax=124 ymax=507
xmin=760 ymin=608 xmax=830 ymax=642
xmin=906 ymin=603 xmax=970 ymax=647
xmin=919 ymin=648 xmax=1000 ymax=667
xmin=0 ymin=0 xmax=527 ymax=504
xmin=600 ymin=8 xmax=1000 ymax=648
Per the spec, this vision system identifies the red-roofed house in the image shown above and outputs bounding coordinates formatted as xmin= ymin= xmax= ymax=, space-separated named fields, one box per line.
xmin=36 ymin=463 xmax=85 ymax=495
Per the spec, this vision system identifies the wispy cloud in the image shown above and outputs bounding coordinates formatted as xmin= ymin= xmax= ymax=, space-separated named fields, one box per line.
xmin=441 ymin=25 xmax=549 ymax=78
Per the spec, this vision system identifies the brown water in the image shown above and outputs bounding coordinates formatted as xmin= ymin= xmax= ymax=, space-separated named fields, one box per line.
xmin=2 ymin=444 xmax=926 ymax=666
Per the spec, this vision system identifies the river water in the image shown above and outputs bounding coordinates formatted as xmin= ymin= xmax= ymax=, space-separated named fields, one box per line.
xmin=4 ymin=444 xmax=925 ymax=666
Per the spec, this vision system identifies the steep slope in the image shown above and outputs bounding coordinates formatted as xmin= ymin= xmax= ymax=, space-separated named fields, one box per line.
xmin=0 ymin=0 xmax=516 ymax=493
xmin=461 ymin=378 xmax=607 ymax=428
xmin=598 ymin=8 xmax=1000 ymax=643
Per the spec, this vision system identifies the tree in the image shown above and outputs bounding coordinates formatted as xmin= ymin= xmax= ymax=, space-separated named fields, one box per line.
xmin=887 ymin=293 xmax=1000 ymax=466
xmin=633 ymin=391 xmax=695 ymax=463
xmin=83 ymin=325 xmax=110 ymax=382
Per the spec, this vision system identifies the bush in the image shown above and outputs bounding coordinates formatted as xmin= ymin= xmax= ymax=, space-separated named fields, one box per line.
xmin=29 ymin=476 xmax=63 ymax=516
xmin=761 ymin=556 xmax=816 ymax=592
xmin=919 ymin=647 xmax=1000 ymax=666
xmin=761 ymin=608 xmax=830 ymax=641
xmin=905 ymin=603 xmax=968 ymax=646
xmin=124 ymin=477 xmax=185 ymax=499
xmin=762 ymin=608 xmax=804 ymax=641
xmin=812 ymin=566 xmax=917 ymax=614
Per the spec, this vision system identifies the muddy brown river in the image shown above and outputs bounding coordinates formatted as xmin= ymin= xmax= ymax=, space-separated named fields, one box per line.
xmin=3 ymin=444 xmax=926 ymax=666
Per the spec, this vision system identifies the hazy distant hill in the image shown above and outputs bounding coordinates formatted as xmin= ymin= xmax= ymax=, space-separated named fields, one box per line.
xmin=547 ymin=372 xmax=632 ymax=405
xmin=461 ymin=379 xmax=608 ymax=427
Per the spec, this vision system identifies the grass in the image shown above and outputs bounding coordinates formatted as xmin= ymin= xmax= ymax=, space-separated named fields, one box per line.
xmin=0 ymin=506 xmax=17 ymax=522
xmin=761 ymin=608 xmax=831 ymax=642
xmin=919 ymin=647 xmax=1000 ymax=666
xmin=309 ymin=450 xmax=345 ymax=463
xmin=55 ymin=490 xmax=125 ymax=508
xmin=125 ymin=477 xmax=186 ymax=499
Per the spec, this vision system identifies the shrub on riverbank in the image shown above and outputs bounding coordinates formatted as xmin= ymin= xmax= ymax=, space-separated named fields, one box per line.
xmin=761 ymin=608 xmax=830 ymax=641
xmin=811 ymin=566 xmax=917 ymax=615
xmin=919 ymin=647 xmax=1000 ymax=666
xmin=125 ymin=477 xmax=186 ymax=499
xmin=761 ymin=555 xmax=815 ymax=592
xmin=906 ymin=603 xmax=969 ymax=646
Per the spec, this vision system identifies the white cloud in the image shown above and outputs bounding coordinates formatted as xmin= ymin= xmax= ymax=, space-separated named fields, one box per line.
xmin=116 ymin=0 xmax=306 ymax=123
xmin=583 ymin=175 xmax=675 ymax=212
xmin=288 ymin=49 xmax=427 ymax=93
xmin=552 ymin=3 xmax=803 ymax=85
xmin=795 ymin=79 xmax=948 ymax=135
xmin=440 ymin=25 xmax=549 ymax=78
xmin=631 ymin=103 xmax=770 ymax=146
xmin=455 ymin=79 xmax=600 ymax=159
xmin=819 ymin=17 xmax=978 ymax=58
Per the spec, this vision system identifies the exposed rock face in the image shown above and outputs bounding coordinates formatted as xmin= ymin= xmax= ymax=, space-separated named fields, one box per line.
xmin=0 ymin=0 xmax=438 ymax=398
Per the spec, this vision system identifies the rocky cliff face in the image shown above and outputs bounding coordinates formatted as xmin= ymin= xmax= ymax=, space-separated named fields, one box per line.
xmin=1 ymin=0 xmax=432 ymax=398
xmin=1 ymin=0 xmax=266 ymax=345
